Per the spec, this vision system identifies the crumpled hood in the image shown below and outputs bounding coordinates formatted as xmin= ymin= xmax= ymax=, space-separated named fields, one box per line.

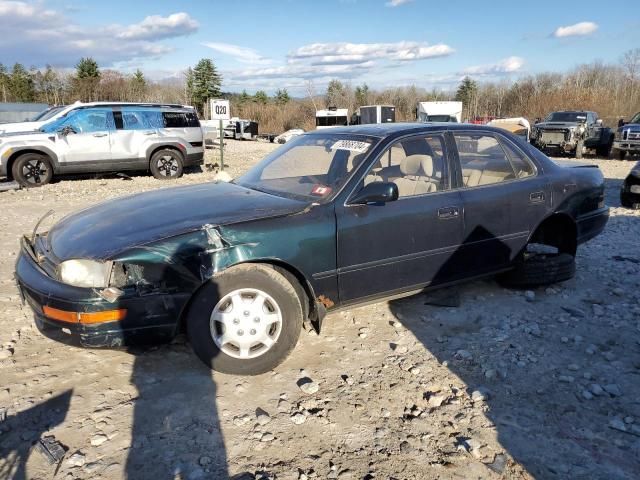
xmin=48 ymin=182 xmax=308 ymax=261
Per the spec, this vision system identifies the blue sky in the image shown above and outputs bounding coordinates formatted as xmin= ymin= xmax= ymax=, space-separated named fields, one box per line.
xmin=1 ymin=0 xmax=638 ymax=94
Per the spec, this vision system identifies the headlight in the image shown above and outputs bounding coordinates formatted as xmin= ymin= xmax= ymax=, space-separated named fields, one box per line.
xmin=58 ymin=259 xmax=111 ymax=288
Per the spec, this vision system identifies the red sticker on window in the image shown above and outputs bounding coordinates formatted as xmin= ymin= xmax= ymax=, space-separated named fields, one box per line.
xmin=311 ymin=185 xmax=332 ymax=196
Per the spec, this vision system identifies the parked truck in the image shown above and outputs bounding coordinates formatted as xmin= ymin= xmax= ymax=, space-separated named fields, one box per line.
xmin=531 ymin=110 xmax=614 ymax=159
xmin=613 ymin=111 xmax=640 ymax=160
xmin=416 ymin=101 xmax=462 ymax=123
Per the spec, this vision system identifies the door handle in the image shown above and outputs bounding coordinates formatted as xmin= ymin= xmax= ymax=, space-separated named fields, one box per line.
xmin=143 ymin=131 xmax=155 ymax=135
xmin=93 ymin=133 xmax=108 ymax=137
xmin=438 ymin=206 xmax=460 ymax=219
xmin=529 ymin=191 xmax=545 ymax=203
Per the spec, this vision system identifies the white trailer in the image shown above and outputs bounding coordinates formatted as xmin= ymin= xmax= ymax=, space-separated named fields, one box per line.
xmin=315 ymin=107 xmax=349 ymax=129
xmin=417 ymin=101 xmax=463 ymax=123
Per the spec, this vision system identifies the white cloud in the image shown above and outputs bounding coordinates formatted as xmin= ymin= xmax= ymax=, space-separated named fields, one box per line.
xmin=202 ymin=42 xmax=271 ymax=64
xmin=290 ymin=41 xmax=454 ymax=64
xmin=553 ymin=21 xmax=598 ymax=38
xmin=462 ymin=56 xmax=524 ymax=75
xmin=386 ymin=0 xmax=413 ymax=6
xmin=0 ymin=1 xmax=197 ymax=67
xmin=117 ymin=12 xmax=198 ymax=41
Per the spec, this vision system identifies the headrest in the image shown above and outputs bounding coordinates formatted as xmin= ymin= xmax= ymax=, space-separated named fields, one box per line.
xmin=400 ymin=154 xmax=433 ymax=176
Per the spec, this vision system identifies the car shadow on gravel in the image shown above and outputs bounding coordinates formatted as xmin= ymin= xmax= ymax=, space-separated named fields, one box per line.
xmin=124 ymin=342 xmax=229 ymax=479
xmin=386 ymin=215 xmax=639 ymax=479
xmin=0 ymin=389 xmax=73 ymax=480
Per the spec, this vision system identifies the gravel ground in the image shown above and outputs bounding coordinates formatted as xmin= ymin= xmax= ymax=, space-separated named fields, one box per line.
xmin=0 ymin=141 xmax=638 ymax=480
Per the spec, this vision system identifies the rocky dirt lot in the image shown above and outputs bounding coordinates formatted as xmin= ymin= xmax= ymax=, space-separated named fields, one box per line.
xmin=0 ymin=141 xmax=638 ymax=480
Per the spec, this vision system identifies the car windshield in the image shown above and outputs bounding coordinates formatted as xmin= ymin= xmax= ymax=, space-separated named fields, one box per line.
xmin=629 ymin=112 xmax=640 ymax=124
xmin=546 ymin=112 xmax=587 ymax=122
xmin=235 ymin=133 xmax=379 ymax=202
xmin=39 ymin=113 xmax=71 ymax=132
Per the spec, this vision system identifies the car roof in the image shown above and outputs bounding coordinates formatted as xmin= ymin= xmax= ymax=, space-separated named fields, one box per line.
xmin=304 ymin=122 xmax=506 ymax=138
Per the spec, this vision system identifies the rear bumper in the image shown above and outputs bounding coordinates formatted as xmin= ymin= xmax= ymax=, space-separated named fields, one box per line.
xmin=15 ymin=239 xmax=183 ymax=347
xmin=185 ymin=151 xmax=204 ymax=167
xmin=576 ymin=207 xmax=609 ymax=244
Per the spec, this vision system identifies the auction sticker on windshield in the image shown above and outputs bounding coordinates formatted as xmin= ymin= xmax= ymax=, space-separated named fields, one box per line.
xmin=330 ymin=140 xmax=371 ymax=153
xmin=310 ymin=185 xmax=332 ymax=196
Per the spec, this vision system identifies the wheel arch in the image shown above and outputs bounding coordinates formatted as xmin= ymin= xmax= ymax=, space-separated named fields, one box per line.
xmin=147 ymin=143 xmax=186 ymax=169
xmin=6 ymin=147 xmax=58 ymax=180
xmin=528 ymin=212 xmax=578 ymax=256
xmin=176 ymin=259 xmax=322 ymax=336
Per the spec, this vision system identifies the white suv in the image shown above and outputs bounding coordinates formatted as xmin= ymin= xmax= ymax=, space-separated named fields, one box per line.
xmin=0 ymin=103 xmax=204 ymax=187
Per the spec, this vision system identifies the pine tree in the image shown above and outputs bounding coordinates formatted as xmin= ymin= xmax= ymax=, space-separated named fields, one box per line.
xmin=355 ymin=84 xmax=369 ymax=107
xmin=184 ymin=67 xmax=195 ymax=105
xmin=131 ymin=69 xmax=147 ymax=100
xmin=455 ymin=76 xmax=478 ymax=120
xmin=9 ymin=63 xmax=35 ymax=102
xmin=192 ymin=58 xmax=222 ymax=115
xmin=73 ymin=57 xmax=100 ymax=101
xmin=76 ymin=57 xmax=100 ymax=79
xmin=0 ymin=63 xmax=8 ymax=102
xmin=275 ymin=88 xmax=290 ymax=105
xmin=326 ymin=79 xmax=346 ymax=108
xmin=239 ymin=89 xmax=250 ymax=103
xmin=253 ymin=90 xmax=268 ymax=104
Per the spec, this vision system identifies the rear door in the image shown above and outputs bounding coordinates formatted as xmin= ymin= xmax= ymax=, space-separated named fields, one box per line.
xmin=450 ymin=130 xmax=548 ymax=275
xmin=335 ymin=133 xmax=464 ymax=303
xmin=110 ymin=107 xmax=162 ymax=168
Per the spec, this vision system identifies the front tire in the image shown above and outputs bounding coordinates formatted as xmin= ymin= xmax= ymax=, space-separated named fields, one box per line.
xmin=12 ymin=153 xmax=53 ymax=187
xmin=186 ymin=264 xmax=303 ymax=375
xmin=150 ymin=149 xmax=184 ymax=180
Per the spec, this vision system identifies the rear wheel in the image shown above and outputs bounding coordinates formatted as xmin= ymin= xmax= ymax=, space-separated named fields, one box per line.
xmin=186 ymin=264 xmax=303 ymax=375
xmin=12 ymin=153 xmax=53 ymax=187
xmin=150 ymin=149 xmax=184 ymax=180
xmin=499 ymin=244 xmax=575 ymax=288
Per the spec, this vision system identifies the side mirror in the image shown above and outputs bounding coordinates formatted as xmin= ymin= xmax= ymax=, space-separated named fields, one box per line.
xmin=596 ymin=119 xmax=603 ymax=126
xmin=350 ymin=181 xmax=399 ymax=205
xmin=58 ymin=125 xmax=77 ymax=136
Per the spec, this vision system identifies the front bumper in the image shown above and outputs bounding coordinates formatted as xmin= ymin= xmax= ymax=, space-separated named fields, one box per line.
xmin=613 ymin=140 xmax=640 ymax=152
xmin=15 ymin=238 xmax=186 ymax=347
xmin=576 ymin=207 xmax=609 ymax=244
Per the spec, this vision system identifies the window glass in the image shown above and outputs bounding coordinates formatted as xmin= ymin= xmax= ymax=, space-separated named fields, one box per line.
xmin=363 ymin=134 xmax=448 ymax=197
xmin=236 ymin=133 xmax=377 ymax=202
xmin=500 ymin=139 xmax=535 ymax=179
xmin=120 ymin=109 xmax=163 ymax=130
xmin=454 ymin=133 xmax=516 ymax=187
xmin=163 ymin=112 xmax=188 ymax=128
xmin=50 ymin=109 xmax=113 ymax=133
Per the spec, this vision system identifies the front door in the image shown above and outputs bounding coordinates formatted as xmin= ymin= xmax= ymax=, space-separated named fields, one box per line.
xmin=335 ymin=133 xmax=464 ymax=304
xmin=56 ymin=108 xmax=113 ymax=167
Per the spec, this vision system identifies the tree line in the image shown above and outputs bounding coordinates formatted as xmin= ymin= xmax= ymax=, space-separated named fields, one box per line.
xmin=1 ymin=49 xmax=639 ymax=133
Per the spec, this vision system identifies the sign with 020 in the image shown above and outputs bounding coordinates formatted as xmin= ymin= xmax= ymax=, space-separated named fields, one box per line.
xmin=210 ymin=99 xmax=230 ymax=120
